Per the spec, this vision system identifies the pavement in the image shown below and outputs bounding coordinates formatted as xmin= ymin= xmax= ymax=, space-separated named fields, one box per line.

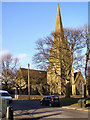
xmin=62 ymin=105 xmax=89 ymax=112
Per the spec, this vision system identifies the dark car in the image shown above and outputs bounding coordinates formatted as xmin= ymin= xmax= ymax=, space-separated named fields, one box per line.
xmin=40 ymin=95 xmax=60 ymax=107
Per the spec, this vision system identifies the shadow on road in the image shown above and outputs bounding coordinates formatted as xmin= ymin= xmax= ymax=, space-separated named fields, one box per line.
xmin=11 ymin=100 xmax=63 ymax=119
xmin=14 ymin=111 xmax=62 ymax=120
xmin=11 ymin=100 xmax=61 ymax=110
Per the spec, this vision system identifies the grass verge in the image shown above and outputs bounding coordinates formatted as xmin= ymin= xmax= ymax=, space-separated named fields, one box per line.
xmin=59 ymin=97 xmax=90 ymax=108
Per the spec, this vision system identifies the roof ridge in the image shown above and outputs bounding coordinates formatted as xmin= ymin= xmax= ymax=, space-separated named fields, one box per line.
xmin=20 ymin=68 xmax=46 ymax=72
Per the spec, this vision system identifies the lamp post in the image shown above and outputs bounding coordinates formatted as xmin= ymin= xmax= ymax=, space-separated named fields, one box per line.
xmin=28 ymin=63 xmax=30 ymax=100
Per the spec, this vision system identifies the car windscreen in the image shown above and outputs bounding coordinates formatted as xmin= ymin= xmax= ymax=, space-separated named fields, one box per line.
xmin=0 ymin=93 xmax=10 ymax=96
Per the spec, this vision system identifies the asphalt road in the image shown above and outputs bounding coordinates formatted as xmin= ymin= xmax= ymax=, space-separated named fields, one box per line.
xmin=9 ymin=100 xmax=89 ymax=120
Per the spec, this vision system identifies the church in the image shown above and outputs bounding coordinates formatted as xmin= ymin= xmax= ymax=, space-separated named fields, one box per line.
xmin=16 ymin=4 xmax=85 ymax=96
xmin=47 ymin=4 xmax=73 ymax=95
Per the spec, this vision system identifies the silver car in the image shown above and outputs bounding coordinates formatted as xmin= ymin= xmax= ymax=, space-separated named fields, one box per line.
xmin=0 ymin=90 xmax=12 ymax=103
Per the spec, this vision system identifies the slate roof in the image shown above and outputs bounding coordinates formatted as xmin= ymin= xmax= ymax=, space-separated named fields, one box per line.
xmin=20 ymin=68 xmax=47 ymax=85
xmin=74 ymin=71 xmax=85 ymax=84
xmin=74 ymin=72 xmax=78 ymax=80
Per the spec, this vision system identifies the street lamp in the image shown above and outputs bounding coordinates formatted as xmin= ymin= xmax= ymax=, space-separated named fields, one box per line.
xmin=28 ymin=63 xmax=30 ymax=100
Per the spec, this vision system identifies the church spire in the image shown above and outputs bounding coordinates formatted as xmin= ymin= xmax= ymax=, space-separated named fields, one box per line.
xmin=55 ymin=3 xmax=64 ymax=36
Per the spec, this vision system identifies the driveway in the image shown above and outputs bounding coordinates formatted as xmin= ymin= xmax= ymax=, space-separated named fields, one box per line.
xmin=9 ymin=100 xmax=89 ymax=120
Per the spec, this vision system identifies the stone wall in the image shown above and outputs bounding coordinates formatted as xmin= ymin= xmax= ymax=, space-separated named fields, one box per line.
xmin=14 ymin=94 xmax=87 ymax=100
xmin=15 ymin=95 xmax=46 ymax=100
xmin=0 ymin=98 xmax=9 ymax=118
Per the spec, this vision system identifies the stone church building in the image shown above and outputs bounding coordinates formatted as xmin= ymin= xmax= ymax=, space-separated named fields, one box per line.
xmin=16 ymin=4 xmax=85 ymax=96
xmin=47 ymin=4 xmax=74 ymax=95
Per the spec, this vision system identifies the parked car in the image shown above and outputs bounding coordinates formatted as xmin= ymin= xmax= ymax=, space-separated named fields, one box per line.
xmin=40 ymin=95 xmax=60 ymax=107
xmin=0 ymin=90 xmax=12 ymax=103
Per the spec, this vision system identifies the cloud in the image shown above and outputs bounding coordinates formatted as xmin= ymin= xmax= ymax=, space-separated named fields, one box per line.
xmin=0 ymin=50 xmax=31 ymax=68
xmin=16 ymin=53 xmax=33 ymax=68
xmin=0 ymin=49 xmax=10 ymax=57
xmin=16 ymin=53 xmax=29 ymax=64
xmin=17 ymin=53 xmax=28 ymax=59
xmin=17 ymin=53 xmax=28 ymax=61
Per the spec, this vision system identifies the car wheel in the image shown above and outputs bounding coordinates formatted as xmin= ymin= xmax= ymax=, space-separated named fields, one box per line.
xmin=40 ymin=102 xmax=43 ymax=105
xmin=49 ymin=103 xmax=52 ymax=107
xmin=58 ymin=103 xmax=60 ymax=107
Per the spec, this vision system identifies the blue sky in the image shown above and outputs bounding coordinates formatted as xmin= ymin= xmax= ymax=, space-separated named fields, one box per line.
xmin=2 ymin=2 xmax=88 ymax=69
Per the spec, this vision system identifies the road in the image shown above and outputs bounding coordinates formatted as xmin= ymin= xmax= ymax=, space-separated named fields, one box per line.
xmin=9 ymin=100 xmax=89 ymax=120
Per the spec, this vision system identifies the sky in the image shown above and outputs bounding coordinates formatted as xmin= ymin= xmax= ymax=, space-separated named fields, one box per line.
xmin=1 ymin=2 xmax=88 ymax=70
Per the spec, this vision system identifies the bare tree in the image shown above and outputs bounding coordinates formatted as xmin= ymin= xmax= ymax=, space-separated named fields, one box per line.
xmin=64 ymin=26 xmax=86 ymax=73
xmin=32 ymin=36 xmax=53 ymax=70
xmin=33 ymin=26 xmax=86 ymax=73
xmin=84 ymin=25 xmax=90 ymax=96
xmin=1 ymin=54 xmax=19 ymax=90
xmin=15 ymin=69 xmax=27 ymax=94
xmin=32 ymin=25 xmax=87 ymax=95
xmin=84 ymin=25 xmax=89 ymax=83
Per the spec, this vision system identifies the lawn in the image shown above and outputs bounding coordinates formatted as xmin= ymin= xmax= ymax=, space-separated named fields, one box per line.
xmin=59 ymin=97 xmax=90 ymax=108
xmin=59 ymin=97 xmax=80 ymax=106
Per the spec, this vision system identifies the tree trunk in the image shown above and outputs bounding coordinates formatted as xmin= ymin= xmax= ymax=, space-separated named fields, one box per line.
xmin=84 ymin=35 xmax=89 ymax=97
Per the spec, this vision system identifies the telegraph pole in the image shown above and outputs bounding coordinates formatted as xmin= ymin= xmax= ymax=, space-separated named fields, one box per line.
xmin=28 ymin=63 xmax=30 ymax=100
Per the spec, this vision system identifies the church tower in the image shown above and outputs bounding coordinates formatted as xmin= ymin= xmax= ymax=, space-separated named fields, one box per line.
xmin=47 ymin=4 xmax=73 ymax=95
